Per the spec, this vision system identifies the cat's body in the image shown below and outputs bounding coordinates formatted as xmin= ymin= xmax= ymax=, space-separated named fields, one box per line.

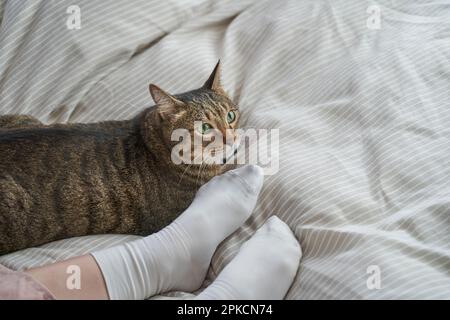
xmin=0 ymin=61 xmax=240 ymax=254
xmin=0 ymin=113 xmax=201 ymax=254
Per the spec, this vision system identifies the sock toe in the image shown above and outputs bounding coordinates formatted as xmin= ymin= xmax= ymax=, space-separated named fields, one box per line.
xmin=227 ymin=165 xmax=264 ymax=194
xmin=195 ymin=215 xmax=302 ymax=300
xmin=259 ymin=216 xmax=299 ymax=244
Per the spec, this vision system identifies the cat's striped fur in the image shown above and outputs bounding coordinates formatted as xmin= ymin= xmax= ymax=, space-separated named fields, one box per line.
xmin=0 ymin=61 xmax=240 ymax=254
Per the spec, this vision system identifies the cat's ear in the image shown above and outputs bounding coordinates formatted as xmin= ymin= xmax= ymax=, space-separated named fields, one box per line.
xmin=149 ymin=84 xmax=185 ymax=121
xmin=203 ymin=60 xmax=225 ymax=94
xmin=149 ymin=84 xmax=182 ymax=106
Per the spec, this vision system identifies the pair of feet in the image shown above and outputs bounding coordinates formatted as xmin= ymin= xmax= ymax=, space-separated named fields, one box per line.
xmin=92 ymin=165 xmax=301 ymax=300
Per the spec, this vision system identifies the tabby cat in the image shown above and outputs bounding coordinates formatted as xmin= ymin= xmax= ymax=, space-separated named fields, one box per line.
xmin=0 ymin=61 xmax=240 ymax=254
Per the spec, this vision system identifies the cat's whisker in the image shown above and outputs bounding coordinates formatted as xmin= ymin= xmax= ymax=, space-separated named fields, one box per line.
xmin=177 ymin=152 xmax=203 ymax=185
xmin=178 ymin=163 xmax=195 ymax=185
xmin=195 ymin=163 xmax=204 ymax=187
xmin=201 ymin=163 xmax=213 ymax=184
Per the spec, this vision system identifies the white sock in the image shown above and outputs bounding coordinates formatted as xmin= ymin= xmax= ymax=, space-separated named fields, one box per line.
xmin=195 ymin=216 xmax=301 ymax=300
xmin=91 ymin=165 xmax=264 ymax=300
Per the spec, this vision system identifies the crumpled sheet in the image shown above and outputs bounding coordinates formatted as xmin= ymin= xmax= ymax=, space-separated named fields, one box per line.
xmin=1 ymin=0 xmax=449 ymax=299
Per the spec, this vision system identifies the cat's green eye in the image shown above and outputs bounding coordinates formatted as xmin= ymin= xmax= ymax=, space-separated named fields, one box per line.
xmin=200 ymin=123 xmax=212 ymax=134
xmin=227 ymin=111 xmax=236 ymax=124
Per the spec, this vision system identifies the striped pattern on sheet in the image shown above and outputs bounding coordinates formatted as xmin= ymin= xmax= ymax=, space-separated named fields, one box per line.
xmin=1 ymin=0 xmax=450 ymax=299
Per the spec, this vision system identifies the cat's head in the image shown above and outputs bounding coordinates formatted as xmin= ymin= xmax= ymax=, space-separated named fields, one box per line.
xmin=145 ymin=61 xmax=240 ymax=170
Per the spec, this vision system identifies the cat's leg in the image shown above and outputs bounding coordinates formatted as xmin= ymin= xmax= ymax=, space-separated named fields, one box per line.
xmin=0 ymin=115 xmax=43 ymax=129
xmin=91 ymin=164 xmax=264 ymax=300
xmin=195 ymin=216 xmax=301 ymax=300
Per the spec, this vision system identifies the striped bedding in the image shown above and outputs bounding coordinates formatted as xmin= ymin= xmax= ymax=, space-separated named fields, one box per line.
xmin=1 ymin=0 xmax=450 ymax=299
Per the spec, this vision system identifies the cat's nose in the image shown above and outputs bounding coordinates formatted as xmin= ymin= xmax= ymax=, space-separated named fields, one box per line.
xmin=223 ymin=133 xmax=237 ymax=146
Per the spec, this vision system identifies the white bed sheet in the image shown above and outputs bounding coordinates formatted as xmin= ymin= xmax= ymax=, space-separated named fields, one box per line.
xmin=0 ymin=0 xmax=449 ymax=299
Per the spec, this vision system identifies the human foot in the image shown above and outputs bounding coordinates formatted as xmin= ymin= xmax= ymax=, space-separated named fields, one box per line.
xmin=91 ymin=165 xmax=264 ymax=299
xmin=196 ymin=216 xmax=301 ymax=300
